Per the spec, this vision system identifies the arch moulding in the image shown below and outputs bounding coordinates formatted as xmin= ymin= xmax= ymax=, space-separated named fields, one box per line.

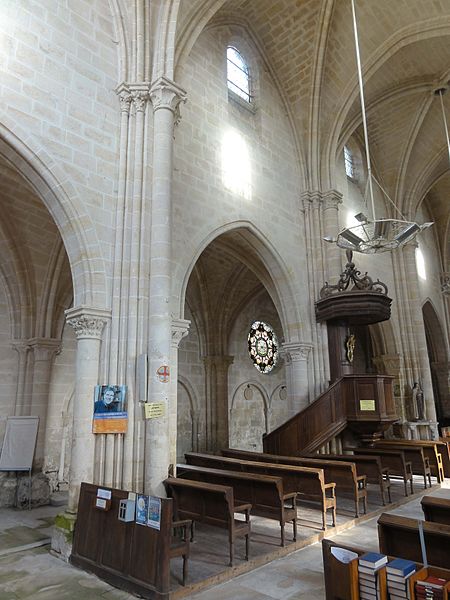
xmin=0 ymin=121 xmax=108 ymax=309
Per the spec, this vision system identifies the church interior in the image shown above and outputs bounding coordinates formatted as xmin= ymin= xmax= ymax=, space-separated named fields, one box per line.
xmin=0 ymin=0 xmax=450 ymax=598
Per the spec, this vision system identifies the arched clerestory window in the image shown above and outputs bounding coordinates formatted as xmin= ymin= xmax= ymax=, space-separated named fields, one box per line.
xmin=344 ymin=145 xmax=355 ymax=179
xmin=227 ymin=46 xmax=251 ymax=103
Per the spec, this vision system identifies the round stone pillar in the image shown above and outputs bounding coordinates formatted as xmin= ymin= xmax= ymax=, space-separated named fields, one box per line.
xmin=145 ymin=77 xmax=186 ymax=496
xmin=65 ymin=306 xmax=110 ymax=513
xmin=281 ymin=342 xmax=313 ymax=416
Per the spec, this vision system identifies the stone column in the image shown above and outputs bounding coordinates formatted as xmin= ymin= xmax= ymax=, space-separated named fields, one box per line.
xmin=27 ymin=338 xmax=61 ymax=468
xmin=281 ymin=342 xmax=313 ymax=417
xmin=11 ymin=341 xmax=31 ymax=416
xmin=65 ymin=306 xmax=110 ymax=513
xmin=203 ymin=355 xmax=234 ymax=451
xmin=145 ymin=77 xmax=186 ymax=496
xmin=170 ymin=319 xmax=190 ymax=468
xmin=322 ymin=190 xmax=343 ymax=281
xmin=402 ymin=244 xmax=437 ymax=424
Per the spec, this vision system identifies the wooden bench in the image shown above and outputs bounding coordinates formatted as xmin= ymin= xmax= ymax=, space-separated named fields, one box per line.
xmin=184 ymin=452 xmax=336 ymax=530
xmin=175 ymin=464 xmax=297 ymax=546
xmin=421 ymin=495 xmax=450 ymax=526
xmin=378 ymin=513 xmax=450 ymax=568
xmin=375 ymin=439 xmax=444 ymax=483
xmin=344 ymin=447 xmax=413 ymax=496
xmin=164 ymin=477 xmax=251 ymax=567
xmin=302 ymin=453 xmax=391 ymax=506
xmin=374 ymin=441 xmax=432 ymax=489
xmin=222 ymin=448 xmax=367 ymax=518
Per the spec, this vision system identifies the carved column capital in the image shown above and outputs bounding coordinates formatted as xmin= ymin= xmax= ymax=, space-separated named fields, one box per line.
xmin=65 ymin=306 xmax=111 ymax=340
xmin=27 ymin=337 xmax=61 ymax=361
xmin=322 ymin=189 xmax=343 ymax=211
xmin=171 ymin=318 xmax=190 ymax=348
xmin=129 ymin=84 xmax=150 ymax=113
xmin=441 ymin=272 xmax=450 ymax=295
xmin=281 ymin=341 xmax=313 ymax=363
xmin=372 ymin=353 xmax=401 ymax=377
xmin=149 ymin=76 xmax=187 ymax=114
xmin=116 ymin=82 xmax=133 ymax=114
xmin=202 ymin=355 xmax=234 ymax=370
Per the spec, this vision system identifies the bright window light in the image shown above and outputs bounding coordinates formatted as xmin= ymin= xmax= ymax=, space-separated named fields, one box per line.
xmin=222 ymin=130 xmax=251 ymax=199
xmin=416 ymin=247 xmax=426 ymax=280
xmin=344 ymin=145 xmax=355 ymax=178
xmin=227 ymin=47 xmax=251 ymax=103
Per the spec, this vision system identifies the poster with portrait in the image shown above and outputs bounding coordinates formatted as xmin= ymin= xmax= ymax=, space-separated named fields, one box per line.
xmin=92 ymin=385 xmax=128 ymax=434
xmin=136 ymin=494 xmax=149 ymax=526
xmin=147 ymin=496 xmax=161 ymax=530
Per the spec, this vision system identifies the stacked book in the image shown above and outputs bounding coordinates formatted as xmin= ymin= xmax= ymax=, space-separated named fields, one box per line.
xmin=358 ymin=552 xmax=388 ymax=599
xmin=415 ymin=576 xmax=448 ymax=599
xmin=385 ymin=558 xmax=416 ymax=599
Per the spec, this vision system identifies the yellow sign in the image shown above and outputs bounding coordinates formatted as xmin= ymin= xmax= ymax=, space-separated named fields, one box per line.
xmin=359 ymin=399 xmax=376 ymax=411
xmin=144 ymin=402 xmax=165 ymax=420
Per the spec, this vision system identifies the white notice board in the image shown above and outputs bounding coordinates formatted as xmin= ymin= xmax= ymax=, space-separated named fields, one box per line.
xmin=0 ymin=416 xmax=39 ymax=471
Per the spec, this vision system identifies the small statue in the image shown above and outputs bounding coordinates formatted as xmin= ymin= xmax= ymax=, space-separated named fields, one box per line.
xmin=346 ymin=334 xmax=356 ymax=363
xmin=412 ymin=381 xmax=425 ymax=421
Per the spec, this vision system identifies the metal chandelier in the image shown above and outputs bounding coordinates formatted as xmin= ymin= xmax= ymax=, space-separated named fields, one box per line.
xmin=324 ymin=0 xmax=433 ymax=254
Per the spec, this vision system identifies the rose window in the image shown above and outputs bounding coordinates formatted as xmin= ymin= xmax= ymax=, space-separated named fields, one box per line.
xmin=248 ymin=321 xmax=279 ymax=373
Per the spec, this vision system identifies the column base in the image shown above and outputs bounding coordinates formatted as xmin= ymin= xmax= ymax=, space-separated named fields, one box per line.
xmin=51 ymin=511 xmax=77 ymax=562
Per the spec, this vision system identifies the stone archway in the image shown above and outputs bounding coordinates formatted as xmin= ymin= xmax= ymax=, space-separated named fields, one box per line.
xmin=177 ymin=227 xmax=294 ymax=454
xmin=422 ymin=300 xmax=450 ymax=425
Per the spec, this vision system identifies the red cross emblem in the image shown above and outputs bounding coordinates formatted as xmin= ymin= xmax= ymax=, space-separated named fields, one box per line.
xmin=157 ymin=365 xmax=170 ymax=383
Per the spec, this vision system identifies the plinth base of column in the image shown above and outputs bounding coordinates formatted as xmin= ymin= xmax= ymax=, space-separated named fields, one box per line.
xmin=51 ymin=511 xmax=76 ymax=562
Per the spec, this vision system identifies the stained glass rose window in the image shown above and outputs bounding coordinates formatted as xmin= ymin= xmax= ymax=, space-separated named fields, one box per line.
xmin=248 ymin=320 xmax=278 ymax=373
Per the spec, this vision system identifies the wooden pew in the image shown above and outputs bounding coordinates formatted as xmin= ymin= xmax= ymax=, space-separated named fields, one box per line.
xmin=222 ymin=448 xmax=367 ymax=518
xmin=175 ymin=464 xmax=297 ymax=546
xmin=71 ymin=482 xmax=192 ymax=596
xmin=322 ymin=538 xmax=450 ymax=600
xmin=344 ymin=447 xmax=413 ymax=496
xmin=374 ymin=441 xmax=432 ymax=489
xmin=184 ymin=452 xmax=336 ymax=530
xmin=164 ymin=477 xmax=251 ymax=567
xmin=302 ymin=453 xmax=391 ymax=506
xmin=378 ymin=513 xmax=450 ymax=569
xmin=375 ymin=439 xmax=444 ymax=482
xmin=439 ymin=438 xmax=450 ymax=477
xmin=421 ymin=495 xmax=450 ymax=526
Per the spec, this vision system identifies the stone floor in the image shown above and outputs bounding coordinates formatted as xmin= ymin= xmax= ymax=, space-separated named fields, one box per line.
xmin=0 ymin=479 xmax=448 ymax=600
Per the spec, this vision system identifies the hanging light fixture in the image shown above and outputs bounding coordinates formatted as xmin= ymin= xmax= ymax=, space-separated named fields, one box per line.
xmin=324 ymin=0 xmax=433 ymax=254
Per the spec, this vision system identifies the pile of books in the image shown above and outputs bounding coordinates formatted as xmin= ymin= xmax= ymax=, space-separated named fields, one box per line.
xmin=416 ymin=576 xmax=448 ymax=599
xmin=358 ymin=552 xmax=388 ymax=599
xmin=386 ymin=558 xmax=416 ymax=599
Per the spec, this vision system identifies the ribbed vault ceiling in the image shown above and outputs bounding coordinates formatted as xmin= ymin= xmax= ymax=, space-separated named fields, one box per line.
xmin=175 ymin=0 xmax=450 ymax=271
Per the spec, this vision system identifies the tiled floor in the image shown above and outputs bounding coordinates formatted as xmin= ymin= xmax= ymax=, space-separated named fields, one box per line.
xmin=0 ymin=479 xmax=448 ymax=600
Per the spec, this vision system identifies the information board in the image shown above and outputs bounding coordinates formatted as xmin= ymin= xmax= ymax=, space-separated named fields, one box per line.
xmin=0 ymin=416 xmax=39 ymax=471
